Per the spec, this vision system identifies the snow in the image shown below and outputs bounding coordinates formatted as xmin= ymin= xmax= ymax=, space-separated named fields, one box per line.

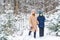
xmin=6 ymin=9 xmax=60 ymax=40
xmin=0 ymin=13 xmax=60 ymax=40
xmin=0 ymin=12 xmax=60 ymax=40
xmin=56 ymin=5 xmax=60 ymax=9
xmin=6 ymin=29 xmax=60 ymax=40
xmin=0 ymin=1 xmax=60 ymax=40
xmin=0 ymin=10 xmax=60 ymax=40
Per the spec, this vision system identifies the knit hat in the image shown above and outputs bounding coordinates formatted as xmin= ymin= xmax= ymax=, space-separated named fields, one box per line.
xmin=38 ymin=10 xmax=43 ymax=14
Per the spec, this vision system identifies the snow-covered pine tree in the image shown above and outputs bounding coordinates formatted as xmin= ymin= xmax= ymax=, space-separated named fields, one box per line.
xmin=0 ymin=3 xmax=16 ymax=40
xmin=47 ymin=11 xmax=60 ymax=36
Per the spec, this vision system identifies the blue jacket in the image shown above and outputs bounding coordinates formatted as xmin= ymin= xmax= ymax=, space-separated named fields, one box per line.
xmin=37 ymin=16 xmax=45 ymax=28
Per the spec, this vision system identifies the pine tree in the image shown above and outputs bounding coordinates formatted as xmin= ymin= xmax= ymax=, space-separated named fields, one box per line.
xmin=0 ymin=3 xmax=15 ymax=40
xmin=47 ymin=12 xmax=60 ymax=36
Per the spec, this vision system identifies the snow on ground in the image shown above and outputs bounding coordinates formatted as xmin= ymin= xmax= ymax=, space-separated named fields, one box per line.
xmin=7 ymin=28 xmax=60 ymax=40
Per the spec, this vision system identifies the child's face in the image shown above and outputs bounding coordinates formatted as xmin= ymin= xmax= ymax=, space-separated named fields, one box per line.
xmin=40 ymin=14 xmax=43 ymax=16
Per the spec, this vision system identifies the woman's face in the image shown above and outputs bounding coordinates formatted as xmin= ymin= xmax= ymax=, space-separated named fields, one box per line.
xmin=32 ymin=11 xmax=35 ymax=16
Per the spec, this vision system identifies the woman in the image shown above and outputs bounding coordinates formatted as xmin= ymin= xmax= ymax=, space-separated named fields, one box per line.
xmin=28 ymin=9 xmax=38 ymax=38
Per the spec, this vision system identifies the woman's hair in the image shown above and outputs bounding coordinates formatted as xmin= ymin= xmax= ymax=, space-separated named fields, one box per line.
xmin=31 ymin=9 xmax=36 ymax=13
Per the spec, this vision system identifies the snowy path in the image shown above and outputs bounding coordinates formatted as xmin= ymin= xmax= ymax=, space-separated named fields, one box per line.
xmin=7 ymin=27 xmax=60 ymax=40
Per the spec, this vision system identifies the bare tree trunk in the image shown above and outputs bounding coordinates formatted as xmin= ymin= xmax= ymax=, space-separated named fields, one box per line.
xmin=3 ymin=0 xmax=6 ymax=13
xmin=14 ymin=0 xmax=19 ymax=15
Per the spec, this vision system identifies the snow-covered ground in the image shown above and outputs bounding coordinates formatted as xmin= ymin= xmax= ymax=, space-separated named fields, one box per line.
xmin=7 ymin=29 xmax=60 ymax=40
